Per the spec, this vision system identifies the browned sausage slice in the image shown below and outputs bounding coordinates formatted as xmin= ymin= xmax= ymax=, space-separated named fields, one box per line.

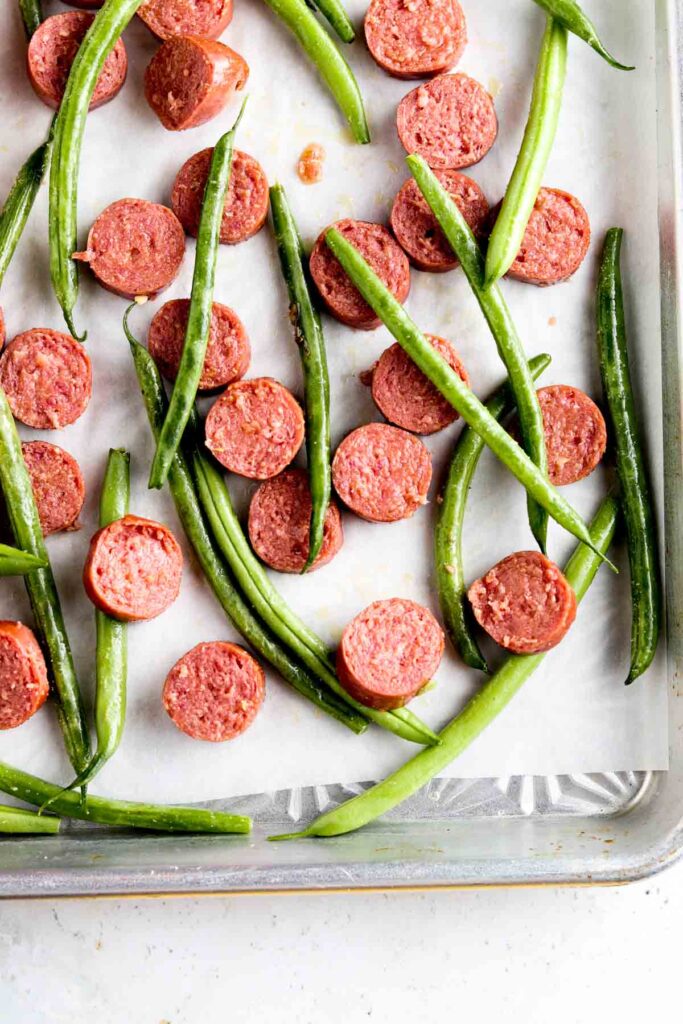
xmin=144 ymin=36 xmax=248 ymax=131
xmin=505 ymin=188 xmax=591 ymax=286
xmin=468 ymin=550 xmax=577 ymax=655
xmin=337 ymin=598 xmax=444 ymax=710
xmin=148 ymin=299 xmax=250 ymax=391
xmin=205 ymin=378 xmax=305 ymax=480
xmin=171 ymin=149 xmax=269 ymax=243
xmin=0 ymin=329 xmax=92 ymax=430
xmin=248 ymin=468 xmax=344 ymax=574
xmin=365 ymin=0 xmax=467 ymax=79
xmin=309 ymin=219 xmax=411 ymax=330
xmin=22 ymin=441 xmax=85 ymax=536
xmin=163 ymin=641 xmax=265 ymax=741
xmin=0 ymin=621 xmax=50 ymax=730
xmin=537 ymin=385 xmax=607 ymax=485
xmin=138 ymin=0 xmax=233 ymax=39
xmin=83 ymin=514 xmax=183 ymax=622
xmin=396 ymin=73 xmax=497 ymax=169
xmin=332 ymin=422 xmax=432 ymax=522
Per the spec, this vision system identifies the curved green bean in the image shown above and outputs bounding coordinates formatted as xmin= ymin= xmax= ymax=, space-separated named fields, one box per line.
xmin=485 ymin=17 xmax=567 ymax=287
xmin=0 ymin=805 xmax=60 ymax=835
xmin=0 ymin=543 xmax=46 ymax=577
xmin=531 ymin=0 xmax=634 ymax=70
xmin=436 ymin=354 xmax=552 ymax=674
xmin=271 ymin=495 xmax=619 ymax=840
xmin=18 ymin=0 xmax=43 ymax=39
xmin=0 ymin=121 xmax=53 ymax=289
xmin=597 ymin=229 xmax=661 ymax=684
xmin=309 ymin=0 xmax=355 ymax=42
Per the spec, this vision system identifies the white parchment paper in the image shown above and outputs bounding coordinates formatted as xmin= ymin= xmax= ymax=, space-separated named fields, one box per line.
xmin=0 ymin=0 xmax=669 ymax=803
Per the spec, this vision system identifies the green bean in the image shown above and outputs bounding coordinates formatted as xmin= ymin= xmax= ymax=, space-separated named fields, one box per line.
xmin=309 ymin=0 xmax=355 ymax=42
xmin=260 ymin=0 xmax=369 ymax=144
xmin=485 ymin=17 xmax=567 ymax=287
xmin=270 ymin=184 xmax=331 ymax=571
xmin=407 ymin=154 xmax=549 ymax=554
xmin=0 ymin=763 xmax=250 ymax=833
xmin=596 ymin=230 xmax=661 ymax=684
xmin=18 ymin=0 xmax=43 ymax=39
xmin=324 ymin=224 xmax=615 ymax=570
xmin=531 ymin=0 xmax=634 ymax=70
xmin=0 ymin=387 xmax=91 ymax=777
xmin=0 ymin=120 xmax=53 ymax=289
xmin=149 ymin=104 xmax=245 ymax=490
xmin=0 ymin=543 xmax=46 ymax=577
xmin=0 ymin=805 xmax=60 ymax=835
xmin=49 ymin=0 xmax=144 ymax=339
xmin=271 ymin=495 xmax=619 ymax=839
xmin=436 ymin=354 xmax=552 ymax=674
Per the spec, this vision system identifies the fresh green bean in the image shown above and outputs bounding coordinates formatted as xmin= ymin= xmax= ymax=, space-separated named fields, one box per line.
xmin=531 ymin=0 xmax=634 ymax=70
xmin=0 ymin=543 xmax=46 ymax=577
xmin=271 ymin=495 xmax=619 ymax=839
xmin=0 ymin=805 xmax=60 ymax=835
xmin=324 ymin=225 xmax=615 ymax=570
xmin=0 ymin=387 xmax=91 ymax=777
xmin=260 ymin=0 xmax=369 ymax=144
xmin=309 ymin=0 xmax=355 ymax=42
xmin=596 ymin=229 xmax=661 ymax=684
xmin=49 ymin=0 xmax=144 ymax=339
xmin=0 ymin=763 xmax=250 ymax=833
xmin=18 ymin=0 xmax=43 ymax=38
xmin=436 ymin=354 xmax=552 ymax=674
xmin=485 ymin=17 xmax=567 ymax=287
xmin=270 ymin=184 xmax=331 ymax=571
xmin=407 ymin=154 xmax=549 ymax=553
xmin=0 ymin=121 xmax=53 ymax=289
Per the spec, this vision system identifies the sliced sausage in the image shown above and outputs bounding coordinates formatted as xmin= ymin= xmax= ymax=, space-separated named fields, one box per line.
xmin=0 ymin=329 xmax=92 ymax=430
xmin=144 ymin=36 xmax=248 ymax=131
xmin=0 ymin=307 xmax=5 ymax=349
xmin=309 ymin=219 xmax=411 ymax=331
xmin=337 ymin=598 xmax=444 ymax=710
xmin=0 ymin=621 xmax=50 ymax=730
xmin=205 ymin=378 xmax=305 ymax=480
xmin=22 ymin=441 xmax=85 ymax=536
xmin=171 ymin=148 xmax=269 ymax=244
xmin=504 ymin=187 xmax=591 ymax=286
xmin=390 ymin=171 xmax=489 ymax=272
xmin=370 ymin=335 xmax=468 ymax=434
xmin=163 ymin=641 xmax=265 ymax=741
xmin=537 ymin=385 xmax=607 ymax=485
xmin=332 ymin=422 xmax=432 ymax=523
xmin=138 ymin=0 xmax=233 ymax=39
xmin=248 ymin=469 xmax=344 ymax=574
xmin=83 ymin=514 xmax=183 ymax=623
xmin=148 ymin=299 xmax=250 ymax=391
xmin=396 ymin=73 xmax=497 ymax=169
xmin=365 ymin=0 xmax=467 ymax=79
xmin=73 ymin=199 xmax=186 ymax=298
xmin=468 ymin=550 xmax=577 ymax=655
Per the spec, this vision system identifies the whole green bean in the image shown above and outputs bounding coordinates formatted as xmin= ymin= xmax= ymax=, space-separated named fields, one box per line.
xmin=271 ymin=495 xmax=619 ymax=839
xmin=485 ymin=17 xmax=567 ymax=287
xmin=407 ymin=154 xmax=549 ymax=553
xmin=0 ymin=805 xmax=60 ymax=835
xmin=49 ymin=0 xmax=144 ymax=339
xmin=149 ymin=105 xmax=245 ymax=490
xmin=0 ymin=543 xmax=46 ymax=577
xmin=0 ymin=387 xmax=91 ymax=777
xmin=18 ymin=0 xmax=43 ymax=38
xmin=0 ymin=763 xmax=250 ymax=834
xmin=596 ymin=229 xmax=661 ymax=684
xmin=309 ymin=0 xmax=355 ymax=42
xmin=324 ymin=225 xmax=615 ymax=570
xmin=260 ymin=0 xmax=369 ymax=144
xmin=270 ymin=184 xmax=331 ymax=571
xmin=436 ymin=354 xmax=552 ymax=674
xmin=531 ymin=0 xmax=634 ymax=70
xmin=0 ymin=121 xmax=53 ymax=289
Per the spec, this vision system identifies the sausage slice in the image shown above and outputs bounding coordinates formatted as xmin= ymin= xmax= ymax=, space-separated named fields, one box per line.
xmin=148 ymin=299 xmax=250 ymax=391
xmin=22 ymin=441 xmax=85 ymax=536
xmin=138 ymin=0 xmax=233 ymax=39
xmin=504 ymin=187 xmax=591 ymax=286
xmin=0 ymin=621 xmax=50 ymax=730
xmin=0 ymin=329 xmax=92 ymax=430
xmin=337 ymin=598 xmax=444 ymax=710
xmin=171 ymin=148 xmax=269 ymax=243
xmin=537 ymin=385 xmax=607 ymax=485
xmin=365 ymin=0 xmax=467 ymax=79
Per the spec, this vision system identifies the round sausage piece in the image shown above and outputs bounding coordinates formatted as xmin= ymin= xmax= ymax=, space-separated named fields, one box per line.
xmin=0 ymin=621 xmax=50 ymax=730
xmin=171 ymin=149 xmax=268 ymax=244
xmin=468 ymin=550 xmax=577 ymax=655
xmin=309 ymin=219 xmax=411 ymax=331
xmin=144 ymin=36 xmax=248 ymax=131
xmin=365 ymin=0 xmax=467 ymax=79
xmin=337 ymin=599 xmax=444 ymax=710
xmin=537 ymin=385 xmax=607 ymax=486
xmin=248 ymin=469 xmax=344 ymax=574
xmin=505 ymin=188 xmax=591 ymax=286
xmin=27 ymin=11 xmax=127 ymax=111
xmin=83 ymin=515 xmax=183 ymax=623
xmin=332 ymin=422 xmax=432 ymax=523
xmin=74 ymin=199 xmax=186 ymax=298
xmin=163 ymin=641 xmax=265 ymax=742
xmin=390 ymin=171 xmax=489 ymax=272
xmin=371 ymin=335 xmax=468 ymax=435
xmin=148 ymin=299 xmax=250 ymax=391
xmin=0 ymin=329 xmax=92 ymax=430
xmin=205 ymin=378 xmax=305 ymax=480
xmin=138 ymin=0 xmax=233 ymax=39
xmin=22 ymin=441 xmax=85 ymax=536
xmin=396 ymin=73 xmax=498 ymax=169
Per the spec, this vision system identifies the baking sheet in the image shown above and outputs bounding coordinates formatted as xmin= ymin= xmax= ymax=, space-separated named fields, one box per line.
xmin=0 ymin=0 xmax=668 ymax=804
